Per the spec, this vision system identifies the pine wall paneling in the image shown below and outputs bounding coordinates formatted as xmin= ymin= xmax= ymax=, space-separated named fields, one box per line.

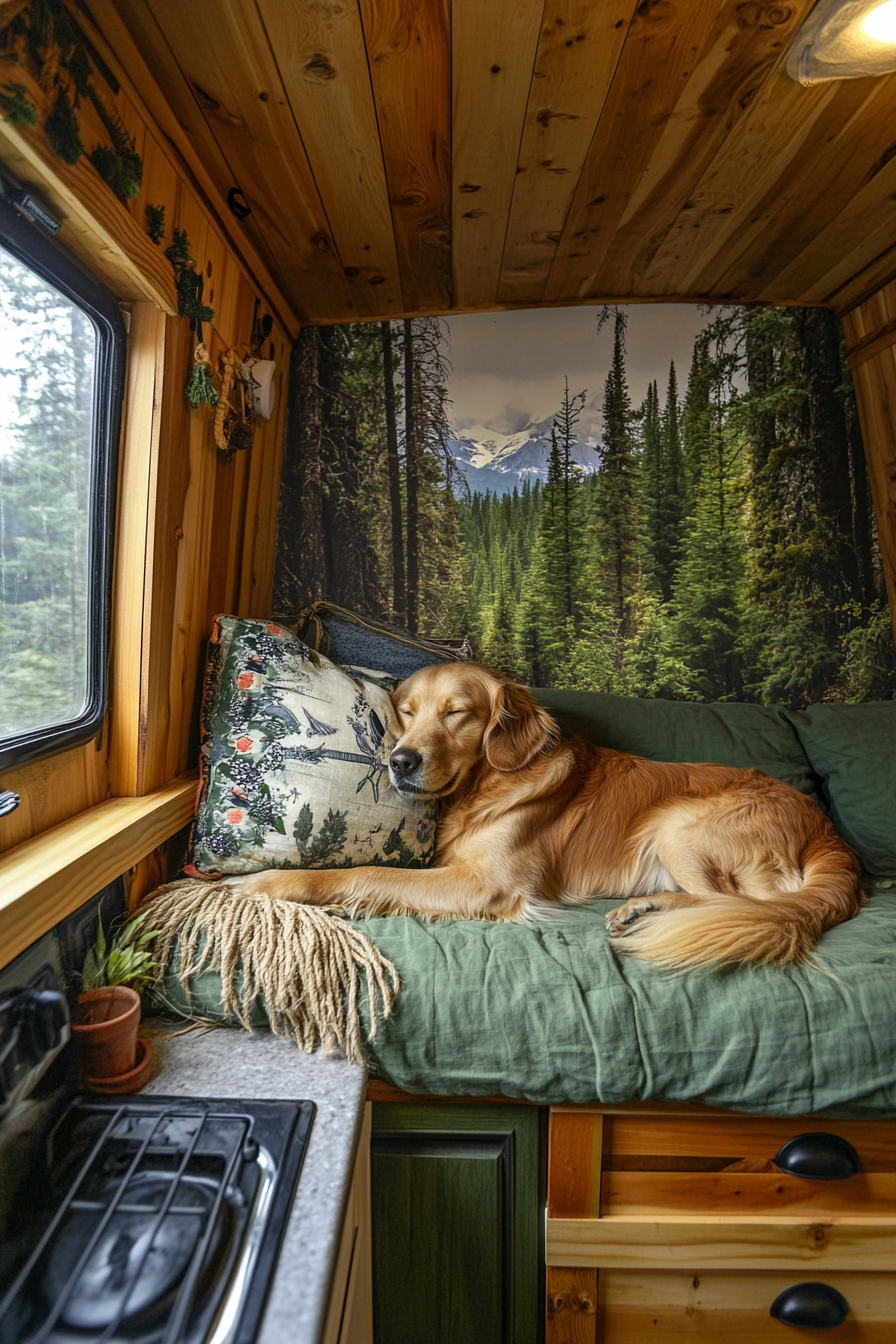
xmin=0 ymin=3 xmax=298 ymax=904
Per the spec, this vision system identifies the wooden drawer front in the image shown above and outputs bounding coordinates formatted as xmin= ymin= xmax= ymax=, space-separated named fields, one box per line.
xmin=550 ymin=1113 xmax=896 ymax=1222
xmin=596 ymin=1270 xmax=896 ymax=1343
xmin=601 ymin=1116 xmax=896 ymax=1176
xmin=547 ymin=1111 xmax=896 ymax=1274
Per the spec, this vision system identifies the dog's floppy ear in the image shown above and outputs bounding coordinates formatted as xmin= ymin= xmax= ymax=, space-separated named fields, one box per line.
xmin=483 ymin=679 xmax=559 ymax=772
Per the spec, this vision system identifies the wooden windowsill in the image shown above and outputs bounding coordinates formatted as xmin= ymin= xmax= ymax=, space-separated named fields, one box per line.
xmin=0 ymin=774 xmax=198 ymax=970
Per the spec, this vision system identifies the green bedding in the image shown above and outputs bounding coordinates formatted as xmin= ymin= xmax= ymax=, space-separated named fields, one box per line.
xmin=156 ymin=880 xmax=896 ymax=1119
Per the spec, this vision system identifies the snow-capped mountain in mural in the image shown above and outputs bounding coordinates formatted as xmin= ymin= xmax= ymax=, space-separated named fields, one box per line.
xmin=448 ymin=412 xmax=602 ymax=496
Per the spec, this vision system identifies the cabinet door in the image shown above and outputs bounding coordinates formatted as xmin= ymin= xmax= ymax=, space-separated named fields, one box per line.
xmin=370 ymin=1103 xmax=544 ymax=1344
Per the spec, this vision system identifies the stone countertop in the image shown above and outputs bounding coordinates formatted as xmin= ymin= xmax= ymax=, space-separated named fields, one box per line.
xmin=142 ymin=1019 xmax=367 ymax=1344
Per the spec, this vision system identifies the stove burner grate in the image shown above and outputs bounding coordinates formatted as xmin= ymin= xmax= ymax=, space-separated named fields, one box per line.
xmin=0 ymin=1096 xmax=312 ymax=1344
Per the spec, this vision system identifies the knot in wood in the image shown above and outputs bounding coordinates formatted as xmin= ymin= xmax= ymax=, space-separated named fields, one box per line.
xmin=304 ymin=54 xmax=336 ymax=81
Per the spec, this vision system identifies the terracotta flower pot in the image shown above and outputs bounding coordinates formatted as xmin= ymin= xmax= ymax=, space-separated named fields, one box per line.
xmin=72 ymin=986 xmax=141 ymax=1082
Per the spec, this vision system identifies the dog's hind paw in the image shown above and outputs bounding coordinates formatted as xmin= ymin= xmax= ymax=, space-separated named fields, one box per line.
xmin=606 ymin=898 xmax=657 ymax=935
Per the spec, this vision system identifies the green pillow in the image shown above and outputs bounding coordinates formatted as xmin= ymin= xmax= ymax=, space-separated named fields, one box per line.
xmin=188 ymin=616 xmax=437 ymax=876
xmin=781 ymin=702 xmax=896 ymax=876
xmin=531 ymin=688 xmax=821 ymax=802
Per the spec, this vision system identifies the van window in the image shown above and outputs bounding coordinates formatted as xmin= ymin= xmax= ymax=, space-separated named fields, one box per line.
xmin=0 ymin=197 xmax=125 ymax=773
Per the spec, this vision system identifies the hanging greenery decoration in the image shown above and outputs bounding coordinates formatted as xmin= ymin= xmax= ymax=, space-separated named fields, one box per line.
xmin=43 ymin=83 xmax=82 ymax=163
xmin=0 ymin=79 xmax=37 ymax=126
xmin=90 ymin=142 xmax=142 ymax=199
xmin=185 ymin=343 xmax=219 ymax=409
xmin=86 ymin=85 xmax=142 ymax=199
xmin=145 ymin=203 xmax=166 ymax=244
xmin=0 ymin=0 xmax=142 ymax=195
xmin=164 ymin=227 xmax=215 ymax=341
xmin=166 ymin=227 xmax=190 ymax=267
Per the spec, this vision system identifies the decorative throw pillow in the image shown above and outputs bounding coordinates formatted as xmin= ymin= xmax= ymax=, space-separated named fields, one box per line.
xmin=188 ymin=616 xmax=438 ymax=876
xmin=293 ymin=602 xmax=471 ymax=680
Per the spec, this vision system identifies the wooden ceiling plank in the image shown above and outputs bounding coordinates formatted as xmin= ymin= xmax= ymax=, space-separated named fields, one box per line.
xmin=257 ymin=0 xmax=403 ymax=318
xmin=773 ymin=215 xmax=896 ymax=311
xmin=359 ymin=0 xmax=451 ymax=314
xmin=496 ymin=0 xmax=636 ymax=308
xmin=451 ymin=0 xmax=545 ymax=309
xmin=542 ymin=0 xmax=722 ymax=304
xmin=769 ymin=166 xmax=896 ymax=307
xmin=637 ymin=79 xmax=841 ymax=299
xmin=593 ymin=1 xmax=813 ymax=297
xmin=693 ymin=74 xmax=896 ymax=302
xmin=829 ymin=245 xmax=896 ymax=316
xmin=137 ymin=0 xmax=355 ymax=324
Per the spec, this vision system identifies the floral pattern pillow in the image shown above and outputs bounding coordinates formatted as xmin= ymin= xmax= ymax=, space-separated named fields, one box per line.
xmin=188 ymin=616 xmax=437 ymax=876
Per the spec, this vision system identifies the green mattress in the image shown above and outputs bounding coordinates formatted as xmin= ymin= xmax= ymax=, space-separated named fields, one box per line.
xmin=156 ymin=880 xmax=896 ymax=1120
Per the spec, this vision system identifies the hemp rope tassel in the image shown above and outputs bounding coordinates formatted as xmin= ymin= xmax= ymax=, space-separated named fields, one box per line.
xmin=143 ymin=879 xmax=399 ymax=1065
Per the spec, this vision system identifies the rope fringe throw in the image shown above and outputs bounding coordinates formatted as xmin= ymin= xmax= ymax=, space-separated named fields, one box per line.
xmin=144 ymin=879 xmax=399 ymax=1065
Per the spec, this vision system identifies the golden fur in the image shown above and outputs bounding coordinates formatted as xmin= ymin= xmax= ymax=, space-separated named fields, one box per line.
xmin=227 ymin=663 xmax=863 ymax=968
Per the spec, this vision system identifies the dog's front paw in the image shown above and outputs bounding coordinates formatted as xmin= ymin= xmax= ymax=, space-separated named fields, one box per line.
xmin=606 ymin=898 xmax=657 ymax=935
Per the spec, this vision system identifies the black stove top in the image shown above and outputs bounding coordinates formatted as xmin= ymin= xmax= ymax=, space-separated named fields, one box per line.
xmin=0 ymin=1095 xmax=314 ymax=1344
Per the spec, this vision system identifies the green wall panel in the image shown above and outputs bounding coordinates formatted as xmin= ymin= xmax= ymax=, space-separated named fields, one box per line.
xmin=371 ymin=1103 xmax=543 ymax=1344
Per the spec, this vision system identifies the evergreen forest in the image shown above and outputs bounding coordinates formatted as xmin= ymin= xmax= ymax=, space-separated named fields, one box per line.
xmin=0 ymin=245 xmax=94 ymax=738
xmin=276 ymin=306 xmax=895 ymax=707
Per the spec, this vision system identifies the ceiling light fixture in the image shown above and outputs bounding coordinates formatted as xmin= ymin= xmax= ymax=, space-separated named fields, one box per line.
xmin=787 ymin=0 xmax=896 ymax=84
xmin=864 ymin=0 xmax=896 ymax=40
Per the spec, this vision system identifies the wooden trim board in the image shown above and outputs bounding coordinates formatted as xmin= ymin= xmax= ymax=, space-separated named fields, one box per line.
xmin=0 ymin=775 xmax=197 ymax=969
xmin=546 ymin=1215 xmax=896 ymax=1271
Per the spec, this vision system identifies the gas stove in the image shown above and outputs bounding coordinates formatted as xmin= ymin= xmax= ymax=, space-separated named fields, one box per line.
xmin=0 ymin=1094 xmax=314 ymax=1344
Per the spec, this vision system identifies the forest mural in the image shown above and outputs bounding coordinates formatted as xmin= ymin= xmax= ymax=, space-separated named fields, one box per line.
xmin=273 ymin=306 xmax=894 ymax=707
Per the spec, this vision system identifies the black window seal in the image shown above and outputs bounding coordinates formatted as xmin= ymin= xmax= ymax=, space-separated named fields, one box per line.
xmin=0 ymin=191 xmax=126 ymax=776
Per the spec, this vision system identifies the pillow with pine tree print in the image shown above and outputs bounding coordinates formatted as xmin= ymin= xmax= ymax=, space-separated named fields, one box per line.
xmin=187 ymin=615 xmax=438 ymax=876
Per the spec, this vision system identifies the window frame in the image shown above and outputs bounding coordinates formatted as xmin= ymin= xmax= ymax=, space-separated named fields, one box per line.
xmin=0 ymin=195 xmax=126 ymax=774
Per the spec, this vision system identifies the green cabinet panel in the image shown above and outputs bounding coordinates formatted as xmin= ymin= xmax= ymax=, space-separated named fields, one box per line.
xmin=371 ymin=1103 xmax=544 ymax=1344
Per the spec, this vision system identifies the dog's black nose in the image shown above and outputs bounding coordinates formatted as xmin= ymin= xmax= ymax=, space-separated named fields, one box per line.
xmin=390 ymin=747 xmax=422 ymax=778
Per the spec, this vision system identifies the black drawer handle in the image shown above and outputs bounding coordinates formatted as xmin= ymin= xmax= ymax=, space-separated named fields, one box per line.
xmin=770 ymin=1283 xmax=849 ymax=1328
xmin=774 ymin=1132 xmax=861 ymax=1180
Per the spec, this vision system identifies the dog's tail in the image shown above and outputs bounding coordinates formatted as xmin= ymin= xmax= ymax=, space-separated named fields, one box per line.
xmin=614 ymin=844 xmax=863 ymax=970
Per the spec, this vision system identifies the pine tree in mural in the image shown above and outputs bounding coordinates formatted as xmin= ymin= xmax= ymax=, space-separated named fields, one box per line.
xmin=657 ymin=361 xmax=686 ymax=601
xmin=672 ymin=320 xmax=746 ymax=701
xmin=593 ymin=311 xmax=641 ymax=624
xmin=380 ymin=320 xmax=405 ymax=625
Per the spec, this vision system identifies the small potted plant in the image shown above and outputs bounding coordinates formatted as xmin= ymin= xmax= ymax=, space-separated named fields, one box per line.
xmin=71 ymin=911 xmax=160 ymax=1093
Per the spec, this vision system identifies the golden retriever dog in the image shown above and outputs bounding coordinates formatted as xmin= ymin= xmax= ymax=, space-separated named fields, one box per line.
xmin=227 ymin=663 xmax=863 ymax=968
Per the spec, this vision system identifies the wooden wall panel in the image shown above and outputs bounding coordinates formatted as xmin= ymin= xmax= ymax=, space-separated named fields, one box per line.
xmin=546 ymin=1266 xmax=598 ymax=1344
xmin=451 ymin=0 xmax=544 ymax=309
xmin=0 ymin=743 xmax=109 ymax=859
xmin=110 ymin=303 xmax=167 ymax=798
xmin=0 ymin=6 xmax=298 ymax=884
